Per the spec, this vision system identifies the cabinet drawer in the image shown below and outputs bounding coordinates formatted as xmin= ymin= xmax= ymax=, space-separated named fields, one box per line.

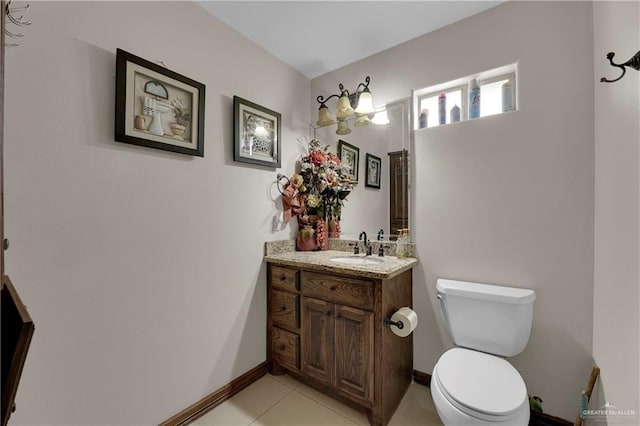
xmin=302 ymin=272 xmax=374 ymax=310
xmin=270 ymin=265 xmax=299 ymax=292
xmin=270 ymin=290 xmax=299 ymax=330
xmin=271 ymin=327 xmax=299 ymax=371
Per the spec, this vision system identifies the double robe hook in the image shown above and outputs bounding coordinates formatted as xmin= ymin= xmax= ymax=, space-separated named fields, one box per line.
xmin=600 ymin=50 xmax=640 ymax=83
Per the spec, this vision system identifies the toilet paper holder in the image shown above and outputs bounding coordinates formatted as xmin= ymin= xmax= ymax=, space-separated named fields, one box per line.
xmin=383 ymin=317 xmax=404 ymax=330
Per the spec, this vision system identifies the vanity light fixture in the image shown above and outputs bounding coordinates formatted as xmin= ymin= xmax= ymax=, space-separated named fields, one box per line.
xmin=316 ymin=76 xmax=378 ymax=134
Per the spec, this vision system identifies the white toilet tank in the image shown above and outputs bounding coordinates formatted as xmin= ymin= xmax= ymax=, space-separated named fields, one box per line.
xmin=436 ymin=279 xmax=535 ymax=357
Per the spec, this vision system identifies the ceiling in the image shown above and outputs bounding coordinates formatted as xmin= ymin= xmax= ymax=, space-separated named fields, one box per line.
xmin=197 ymin=1 xmax=505 ymax=79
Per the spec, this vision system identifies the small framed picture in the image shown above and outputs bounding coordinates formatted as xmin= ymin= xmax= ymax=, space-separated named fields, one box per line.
xmin=338 ymin=140 xmax=359 ymax=183
xmin=115 ymin=49 xmax=205 ymax=157
xmin=365 ymin=153 xmax=382 ymax=189
xmin=233 ymin=96 xmax=281 ymax=168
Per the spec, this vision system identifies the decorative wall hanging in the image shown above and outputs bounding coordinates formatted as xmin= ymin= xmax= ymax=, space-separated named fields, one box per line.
xmin=337 ymin=140 xmax=359 ymax=183
xmin=365 ymin=153 xmax=382 ymax=189
xmin=115 ymin=49 xmax=205 ymax=157
xmin=600 ymin=50 xmax=640 ymax=83
xmin=233 ymin=96 xmax=281 ymax=168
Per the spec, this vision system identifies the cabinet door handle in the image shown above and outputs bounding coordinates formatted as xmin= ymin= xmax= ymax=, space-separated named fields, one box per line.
xmin=335 ymin=314 xmax=341 ymax=320
xmin=279 ymin=344 xmax=286 ymax=351
xmin=279 ymin=275 xmax=286 ymax=281
xmin=280 ymin=306 xmax=287 ymax=311
xmin=325 ymin=311 xmax=331 ymax=316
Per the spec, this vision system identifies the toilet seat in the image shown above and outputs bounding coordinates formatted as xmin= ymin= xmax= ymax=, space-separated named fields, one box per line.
xmin=434 ymin=348 xmax=528 ymax=422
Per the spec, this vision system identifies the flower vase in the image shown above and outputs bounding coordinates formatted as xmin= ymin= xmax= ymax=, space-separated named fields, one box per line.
xmin=328 ymin=217 xmax=340 ymax=239
xmin=296 ymin=224 xmax=317 ymax=251
xmin=169 ymin=122 xmax=186 ymax=139
xmin=315 ymin=219 xmax=328 ymax=251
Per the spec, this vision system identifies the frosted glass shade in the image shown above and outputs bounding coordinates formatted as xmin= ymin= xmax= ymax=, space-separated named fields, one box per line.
xmin=335 ymin=119 xmax=352 ymax=135
xmin=316 ymin=105 xmax=335 ymax=127
xmin=335 ymin=95 xmax=355 ymax=119
xmin=354 ymin=90 xmax=375 ymax=115
xmin=354 ymin=114 xmax=370 ymax=127
xmin=371 ymin=110 xmax=389 ymax=125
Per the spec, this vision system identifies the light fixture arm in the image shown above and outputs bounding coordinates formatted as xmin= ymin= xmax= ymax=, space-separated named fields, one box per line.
xmin=317 ymin=93 xmax=341 ymax=106
xmin=338 ymin=83 xmax=351 ymax=97
xmin=355 ymin=76 xmax=371 ymax=93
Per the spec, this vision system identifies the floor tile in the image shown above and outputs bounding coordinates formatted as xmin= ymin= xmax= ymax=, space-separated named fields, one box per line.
xmin=192 ymin=374 xmax=444 ymax=426
xmin=251 ymin=391 xmax=358 ymax=426
xmin=268 ymin=372 xmax=301 ymax=390
xmin=294 ymin=383 xmax=370 ymax=425
xmin=191 ymin=375 xmax=292 ymax=426
xmin=388 ymin=383 xmax=443 ymax=426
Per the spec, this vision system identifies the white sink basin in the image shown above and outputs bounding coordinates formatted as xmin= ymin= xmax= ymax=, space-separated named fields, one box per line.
xmin=330 ymin=256 xmax=384 ymax=266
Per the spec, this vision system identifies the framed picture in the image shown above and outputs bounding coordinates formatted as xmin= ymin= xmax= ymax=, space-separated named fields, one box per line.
xmin=365 ymin=153 xmax=382 ymax=189
xmin=338 ymin=140 xmax=359 ymax=183
xmin=233 ymin=96 xmax=281 ymax=168
xmin=115 ymin=48 xmax=205 ymax=157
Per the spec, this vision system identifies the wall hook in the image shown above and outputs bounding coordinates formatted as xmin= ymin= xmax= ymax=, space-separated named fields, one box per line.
xmin=275 ymin=173 xmax=290 ymax=196
xmin=600 ymin=50 xmax=640 ymax=83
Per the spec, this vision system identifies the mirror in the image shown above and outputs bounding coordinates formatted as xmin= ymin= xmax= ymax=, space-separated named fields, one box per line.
xmin=311 ymin=98 xmax=410 ymax=241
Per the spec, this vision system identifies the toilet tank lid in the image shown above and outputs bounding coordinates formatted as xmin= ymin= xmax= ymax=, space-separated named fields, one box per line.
xmin=436 ymin=279 xmax=535 ymax=304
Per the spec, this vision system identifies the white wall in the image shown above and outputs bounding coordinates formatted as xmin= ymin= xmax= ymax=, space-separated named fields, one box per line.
xmin=4 ymin=1 xmax=309 ymax=424
xmin=592 ymin=0 xmax=640 ymax=422
xmin=315 ymin=1 xmax=595 ymax=419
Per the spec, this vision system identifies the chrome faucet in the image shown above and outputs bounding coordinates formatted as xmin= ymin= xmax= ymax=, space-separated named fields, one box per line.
xmin=359 ymin=231 xmax=373 ymax=256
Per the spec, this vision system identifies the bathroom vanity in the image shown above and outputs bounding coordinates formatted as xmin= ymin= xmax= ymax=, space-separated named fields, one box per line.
xmin=264 ymin=248 xmax=417 ymax=426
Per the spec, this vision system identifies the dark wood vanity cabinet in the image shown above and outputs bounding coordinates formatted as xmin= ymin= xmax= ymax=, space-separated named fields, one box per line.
xmin=266 ymin=263 xmax=413 ymax=426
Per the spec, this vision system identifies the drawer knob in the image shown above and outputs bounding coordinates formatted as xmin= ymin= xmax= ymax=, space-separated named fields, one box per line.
xmin=326 ymin=311 xmax=331 ymax=316
xmin=330 ymin=286 xmax=336 ymax=291
xmin=279 ymin=344 xmax=286 ymax=351
xmin=279 ymin=275 xmax=286 ymax=281
xmin=280 ymin=306 xmax=287 ymax=311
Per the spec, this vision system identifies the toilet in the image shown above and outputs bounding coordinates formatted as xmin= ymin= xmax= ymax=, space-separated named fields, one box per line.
xmin=431 ymin=279 xmax=536 ymax=425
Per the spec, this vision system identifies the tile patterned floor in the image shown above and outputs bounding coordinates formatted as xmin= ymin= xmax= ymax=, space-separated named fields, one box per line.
xmin=190 ymin=373 xmax=443 ymax=426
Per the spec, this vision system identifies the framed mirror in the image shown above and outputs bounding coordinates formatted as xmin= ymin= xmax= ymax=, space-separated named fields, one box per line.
xmin=311 ymin=98 xmax=410 ymax=241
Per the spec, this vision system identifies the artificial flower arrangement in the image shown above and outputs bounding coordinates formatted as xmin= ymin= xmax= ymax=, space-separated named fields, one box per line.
xmin=281 ymin=138 xmax=354 ymax=250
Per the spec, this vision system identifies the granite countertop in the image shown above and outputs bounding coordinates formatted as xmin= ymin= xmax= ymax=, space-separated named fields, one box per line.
xmin=264 ymin=249 xmax=418 ymax=280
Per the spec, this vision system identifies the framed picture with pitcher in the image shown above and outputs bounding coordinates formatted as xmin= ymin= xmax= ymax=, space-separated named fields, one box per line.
xmin=115 ymin=49 xmax=206 ymax=157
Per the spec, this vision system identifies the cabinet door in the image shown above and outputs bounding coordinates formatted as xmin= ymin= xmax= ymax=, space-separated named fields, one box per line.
xmin=334 ymin=305 xmax=374 ymax=403
xmin=302 ymin=297 xmax=333 ymax=385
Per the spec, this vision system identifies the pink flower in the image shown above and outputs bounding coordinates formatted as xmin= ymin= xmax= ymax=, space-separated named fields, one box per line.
xmin=309 ymin=150 xmax=328 ymax=166
xmin=327 ymin=153 xmax=341 ymax=165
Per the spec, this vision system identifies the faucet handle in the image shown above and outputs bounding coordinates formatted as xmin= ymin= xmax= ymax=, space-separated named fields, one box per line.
xmin=366 ymin=243 xmax=373 ymax=256
xmin=349 ymin=242 xmax=360 ymax=255
xmin=378 ymin=244 xmax=391 ymax=257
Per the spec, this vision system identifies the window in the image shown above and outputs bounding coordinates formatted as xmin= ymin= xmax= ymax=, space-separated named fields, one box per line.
xmin=418 ymin=86 xmax=465 ymax=127
xmin=413 ymin=64 xmax=517 ymax=129
xmin=479 ymin=73 xmax=515 ymax=118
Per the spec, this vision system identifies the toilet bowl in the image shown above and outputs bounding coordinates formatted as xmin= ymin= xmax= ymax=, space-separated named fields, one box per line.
xmin=431 ymin=279 xmax=536 ymax=426
xmin=431 ymin=348 xmax=530 ymax=425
